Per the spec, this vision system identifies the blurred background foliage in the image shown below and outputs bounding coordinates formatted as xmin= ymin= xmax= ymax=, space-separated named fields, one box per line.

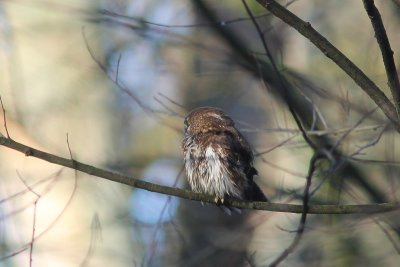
xmin=0 ymin=0 xmax=400 ymax=266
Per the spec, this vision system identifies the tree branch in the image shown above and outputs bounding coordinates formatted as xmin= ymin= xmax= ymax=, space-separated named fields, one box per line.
xmin=0 ymin=136 xmax=398 ymax=214
xmin=362 ymin=0 xmax=400 ymax=117
xmin=255 ymin=0 xmax=400 ymax=132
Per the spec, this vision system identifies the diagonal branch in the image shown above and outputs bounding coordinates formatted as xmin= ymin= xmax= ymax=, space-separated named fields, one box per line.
xmin=255 ymin=0 xmax=400 ymax=132
xmin=0 ymin=135 xmax=399 ymax=214
xmin=362 ymin=0 xmax=400 ymax=118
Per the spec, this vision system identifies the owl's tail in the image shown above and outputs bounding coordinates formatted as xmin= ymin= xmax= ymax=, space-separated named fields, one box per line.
xmin=245 ymin=180 xmax=268 ymax=202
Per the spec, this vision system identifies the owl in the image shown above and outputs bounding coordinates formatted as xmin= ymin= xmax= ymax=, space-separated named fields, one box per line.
xmin=182 ymin=107 xmax=267 ymax=204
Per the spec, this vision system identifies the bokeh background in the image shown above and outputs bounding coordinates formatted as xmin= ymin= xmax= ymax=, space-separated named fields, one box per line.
xmin=1 ymin=0 xmax=400 ymax=266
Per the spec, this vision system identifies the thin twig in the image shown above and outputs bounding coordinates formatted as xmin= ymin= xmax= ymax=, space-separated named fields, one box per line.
xmin=330 ymin=107 xmax=379 ymax=152
xmin=0 ymin=170 xmax=63 ymax=205
xmin=372 ymin=217 xmax=400 ymax=254
xmin=153 ymin=96 xmax=183 ymax=118
xmin=99 ymin=9 xmax=272 ymax=29
xmin=80 ymin=214 xmax=101 ymax=267
xmin=2 ymin=169 xmax=78 ymax=263
xmin=1 ymin=172 xmax=63 ymax=219
xmin=82 ymin=28 xmax=182 ymax=132
xmin=362 ymin=0 xmax=400 ymax=117
xmin=238 ymin=123 xmax=386 ymax=136
xmin=66 ymin=133 xmax=73 ymax=160
xmin=254 ymin=134 xmax=298 ymax=156
xmin=268 ymin=153 xmax=319 ymax=266
xmin=0 ymin=96 xmax=10 ymax=138
xmin=349 ymin=124 xmax=387 ymax=158
xmin=146 ymin=166 xmax=184 ymax=266
xmin=29 ymin=138 xmax=79 ymax=244
xmin=16 ymin=172 xmax=40 ymax=267
xmin=0 ymin=247 xmax=29 ymax=261
xmin=157 ymin=92 xmax=186 ymax=109
xmin=348 ymin=157 xmax=400 ymax=166
xmin=116 ymin=53 xmax=122 ymax=83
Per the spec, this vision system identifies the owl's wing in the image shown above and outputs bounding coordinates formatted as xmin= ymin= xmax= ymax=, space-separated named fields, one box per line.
xmin=210 ymin=131 xmax=255 ymax=180
xmin=212 ymin=132 xmax=267 ymax=202
xmin=230 ymin=131 xmax=258 ymax=180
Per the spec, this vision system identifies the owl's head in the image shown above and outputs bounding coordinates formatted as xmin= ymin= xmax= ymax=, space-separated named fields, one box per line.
xmin=184 ymin=107 xmax=235 ymax=135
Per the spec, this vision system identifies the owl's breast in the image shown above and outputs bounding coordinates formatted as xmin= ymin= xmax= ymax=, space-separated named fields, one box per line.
xmin=183 ymin=135 xmax=245 ymax=199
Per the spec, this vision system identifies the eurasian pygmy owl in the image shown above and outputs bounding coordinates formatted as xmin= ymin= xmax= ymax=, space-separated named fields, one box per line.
xmin=182 ymin=107 xmax=267 ymax=204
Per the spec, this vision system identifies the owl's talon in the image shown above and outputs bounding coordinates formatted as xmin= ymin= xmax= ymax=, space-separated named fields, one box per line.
xmin=214 ymin=196 xmax=225 ymax=205
xmin=214 ymin=196 xmax=219 ymax=204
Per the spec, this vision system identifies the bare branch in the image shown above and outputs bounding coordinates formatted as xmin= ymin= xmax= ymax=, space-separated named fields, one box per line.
xmin=0 ymin=96 xmax=11 ymax=138
xmin=362 ymin=0 xmax=400 ymax=116
xmin=16 ymin=172 xmax=40 ymax=267
xmin=115 ymin=53 xmax=122 ymax=84
xmin=371 ymin=217 xmax=400 ymax=254
xmin=97 ymin=8 xmax=272 ymax=29
xmin=66 ymin=133 xmax=74 ymax=160
xmin=0 ymin=170 xmax=62 ymax=205
xmin=0 ymin=136 xmax=398 ymax=214
xmin=81 ymin=28 xmax=183 ymax=132
xmin=254 ymin=134 xmax=298 ymax=156
xmin=79 ymin=214 xmax=101 ymax=267
xmin=157 ymin=92 xmax=186 ymax=109
xmin=146 ymin=167 xmax=183 ymax=266
xmin=0 ymin=247 xmax=29 ymax=261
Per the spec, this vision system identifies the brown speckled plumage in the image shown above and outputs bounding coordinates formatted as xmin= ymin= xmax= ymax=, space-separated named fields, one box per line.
xmin=181 ymin=107 xmax=267 ymax=202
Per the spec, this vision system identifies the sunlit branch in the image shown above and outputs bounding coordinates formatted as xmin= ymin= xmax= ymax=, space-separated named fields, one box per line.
xmin=0 ymin=136 xmax=398 ymax=214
